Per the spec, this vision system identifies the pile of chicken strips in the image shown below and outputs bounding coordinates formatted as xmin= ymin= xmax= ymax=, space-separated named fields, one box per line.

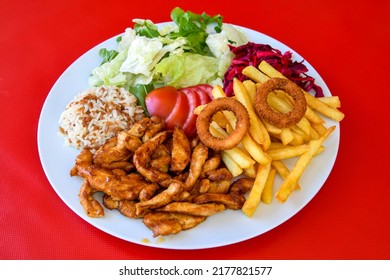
xmin=71 ymin=115 xmax=252 ymax=237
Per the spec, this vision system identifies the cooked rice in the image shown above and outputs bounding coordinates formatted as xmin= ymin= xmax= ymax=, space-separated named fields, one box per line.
xmin=58 ymin=86 xmax=145 ymax=150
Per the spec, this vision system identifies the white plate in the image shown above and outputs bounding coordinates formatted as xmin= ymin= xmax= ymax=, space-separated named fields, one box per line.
xmin=38 ymin=23 xmax=340 ymax=250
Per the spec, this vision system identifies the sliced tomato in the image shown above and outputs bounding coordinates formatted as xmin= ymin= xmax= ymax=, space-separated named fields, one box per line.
xmin=165 ymin=92 xmax=189 ymax=130
xmin=181 ymin=88 xmax=201 ymax=139
xmin=193 ymin=87 xmax=212 ymax=105
xmin=145 ymin=86 xmax=179 ymax=119
xmin=180 ymin=84 xmax=213 ymax=105
xmin=194 ymin=84 xmax=213 ymax=101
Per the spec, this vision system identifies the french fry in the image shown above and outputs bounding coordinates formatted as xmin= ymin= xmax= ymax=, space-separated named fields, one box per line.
xmin=211 ymin=84 xmax=226 ymax=99
xmin=244 ymin=164 xmax=257 ymax=179
xmin=268 ymin=142 xmax=290 ymax=150
xmin=243 ymin=79 xmax=257 ymax=104
xmin=290 ymin=125 xmax=311 ymax=142
xmin=213 ymin=111 xmax=229 ymax=128
xmin=271 ymin=160 xmax=301 ymax=190
xmin=311 ymin=122 xmax=328 ymax=136
xmin=279 ymin=128 xmax=294 ymax=145
xmin=242 ymin=65 xmax=270 ymax=83
xmin=210 ymin=86 xmax=239 ymax=129
xmin=305 ymin=106 xmax=325 ymax=124
xmin=220 ymin=152 xmax=243 ymax=177
xmin=290 ymin=131 xmax=305 ymax=145
xmin=209 ymin=124 xmax=255 ymax=169
xmin=267 ymin=144 xmax=309 ymax=161
xmin=258 ymin=60 xmax=285 ymax=78
xmin=309 ymin=126 xmax=321 ymax=140
xmin=233 ymin=78 xmax=271 ymax=149
xmin=317 ymin=96 xmax=341 ymax=109
xmin=261 ymin=168 xmax=276 ymax=204
xmin=267 ymin=91 xmax=292 ymax=113
xmin=241 ymin=133 xmax=271 ymax=165
xmin=242 ymin=161 xmax=272 ymax=217
xmin=223 ymin=148 xmax=255 ymax=169
xmin=262 ymin=118 xmax=282 ymax=135
xmin=194 ymin=104 xmax=206 ymax=115
xmin=295 ymin=116 xmax=311 ymax=137
xmin=304 ymin=92 xmax=345 ymax=121
xmin=275 ymin=126 xmax=336 ymax=203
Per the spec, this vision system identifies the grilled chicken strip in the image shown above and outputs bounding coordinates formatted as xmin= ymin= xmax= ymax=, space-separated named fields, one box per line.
xmin=170 ymin=126 xmax=191 ymax=173
xmin=149 ymin=144 xmax=171 ymax=173
xmin=93 ymin=132 xmax=133 ymax=165
xmin=127 ymin=117 xmax=150 ymax=138
xmin=133 ymin=130 xmax=172 ymax=183
xmin=194 ymin=177 xmax=254 ymax=210
xmin=135 ymin=181 xmax=184 ymax=216
xmin=156 ymin=202 xmax=225 ymax=216
xmin=143 ymin=212 xmax=206 ymax=237
xmin=142 ymin=115 xmax=165 ymax=142
xmin=78 ymin=179 xmax=104 ymax=218
xmin=184 ymin=142 xmax=209 ymax=191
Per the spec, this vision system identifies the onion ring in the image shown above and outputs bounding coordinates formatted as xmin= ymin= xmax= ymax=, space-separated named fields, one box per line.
xmin=196 ymin=97 xmax=249 ymax=151
xmin=254 ymin=78 xmax=307 ymax=128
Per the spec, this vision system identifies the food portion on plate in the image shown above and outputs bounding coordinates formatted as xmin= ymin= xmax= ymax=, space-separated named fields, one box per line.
xmin=57 ymin=7 xmax=345 ymax=237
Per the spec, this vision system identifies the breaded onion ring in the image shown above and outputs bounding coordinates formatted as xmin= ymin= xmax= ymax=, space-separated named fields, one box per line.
xmin=196 ymin=97 xmax=249 ymax=151
xmin=254 ymin=78 xmax=307 ymax=128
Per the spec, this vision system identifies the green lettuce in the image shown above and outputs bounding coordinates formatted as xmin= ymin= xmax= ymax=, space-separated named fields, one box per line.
xmin=154 ymin=52 xmax=219 ymax=88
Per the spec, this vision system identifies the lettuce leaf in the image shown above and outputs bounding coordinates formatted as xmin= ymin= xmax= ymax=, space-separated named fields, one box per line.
xmin=154 ymin=52 xmax=219 ymax=88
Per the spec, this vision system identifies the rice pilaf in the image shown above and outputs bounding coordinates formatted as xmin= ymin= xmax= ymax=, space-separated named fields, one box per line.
xmin=58 ymin=86 xmax=145 ymax=151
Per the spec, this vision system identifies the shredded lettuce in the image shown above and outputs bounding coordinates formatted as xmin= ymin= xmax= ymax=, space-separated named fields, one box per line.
xmin=154 ymin=53 xmax=219 ymax=88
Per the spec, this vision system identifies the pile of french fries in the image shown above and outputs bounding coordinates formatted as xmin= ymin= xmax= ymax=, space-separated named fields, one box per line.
xmin=195 ymin=61 xmax=344 ymax=217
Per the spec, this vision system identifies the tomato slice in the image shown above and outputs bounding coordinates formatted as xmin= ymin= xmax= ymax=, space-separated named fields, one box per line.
xmin=180 ymin=84 xmax=213 ymax=105
xmin=195 ymin=84 xmax=213 ymax=101
xmin=193 ymin=87 xmax=212 ymax=105
xmin=145 ymin=86 xmax=179 ymax=119
xmin=181 ymin=88 xmax=201 ymax=139
xmin=165 ymin=92 xmax=189 ymax=130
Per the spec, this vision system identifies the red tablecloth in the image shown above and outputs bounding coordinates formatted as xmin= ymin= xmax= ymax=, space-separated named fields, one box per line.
xmin=1 ymin=0 xmax=389 ymax=260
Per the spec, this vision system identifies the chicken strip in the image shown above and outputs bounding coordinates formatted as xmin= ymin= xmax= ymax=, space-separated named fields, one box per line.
xmin=143 ymin=212 xmax=206 ymax=237
xmin=99 ymin=161 xmax=135 ymax=172
xmin=194 ymin=177 xmax=254 ymax=210
xmin=156 ymin=202 xmax=225 ymax=216
xmin=93 ymin=131 xmax=133 ymax=166
xmin=133 ymin=130 xmax=172 ymax=183
xmin=142 ymin=115 xmax=165 ymax=142
xmin=87 ymin=171 xmax=158 ymax=201
xmin=184 ymin=142 xmax=208 ymax=191
xmin=206 ymin=167 xmax=233 ymax=182
xmin=201 ymin=151 xmax=221 ymax=174
xmin=198 ymin=178 xmax=231 ymax=194
xmin=127 ymin=117 xmax=150 ymax=138
xmin=102 ymin=194 xmax=119 ymax=210
xmin=78 ymin=179 xmax=104 ymax=218
xmin=118 ymin=200 xmax=140 ymax=218
xmin=149 ymin=144 xmax=171 ymax=173
xmin=170 ymin=126 xmax=191 ymax=173
xmin=135 ymin=181 xmax=184 ymax=216
xmin=72 ymin=148 xmax=94 ymax=178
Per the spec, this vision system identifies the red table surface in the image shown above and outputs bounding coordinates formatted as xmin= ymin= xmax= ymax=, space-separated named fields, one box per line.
xmin=1 ymin=0 xmax=389 ymax=260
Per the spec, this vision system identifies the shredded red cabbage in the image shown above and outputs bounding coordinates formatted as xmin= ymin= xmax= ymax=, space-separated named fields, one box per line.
xmin=223 ymin=42 xmax=324 ymax=97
